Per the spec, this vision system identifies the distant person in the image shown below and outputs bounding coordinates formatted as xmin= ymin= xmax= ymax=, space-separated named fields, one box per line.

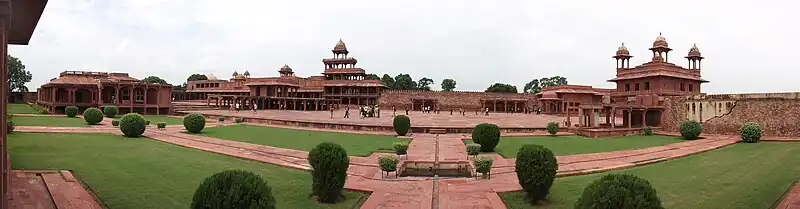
xmin=344 ymin=106 xmax=350 ymax=118
xmin=484 ymin=108 xmax=489 ymax=116
xmin=375 ymin=105 xmax=381 ymax=118
xmin=235 ymin=103 xmax=240 ymax=113
xmin=450 ymin=108 xmax=453 ymax=115
xmin=252 ymin=103 xmax=257 ymax=114
xmin=405 ymin=107 xmax=409 ymax=115
xmin=329 ymin=106 xmax=335 ymax=119
xmin=392 ymin=106 xmax=397 ymax=117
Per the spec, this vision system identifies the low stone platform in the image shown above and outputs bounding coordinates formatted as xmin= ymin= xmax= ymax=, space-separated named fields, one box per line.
xmin=10 ymin=170 xmax=103 ymax=209
xmin=776 ymin=182 xmax=800 ymax=209
xmin=179 ymin=109 xmax=595 ymax=134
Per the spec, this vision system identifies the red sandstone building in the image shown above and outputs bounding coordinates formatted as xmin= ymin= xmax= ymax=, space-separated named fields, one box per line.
xmin=188 ymin=40 xmax=386 ymax=110
xmin=36 ymin=71 xmax=174 ymax=114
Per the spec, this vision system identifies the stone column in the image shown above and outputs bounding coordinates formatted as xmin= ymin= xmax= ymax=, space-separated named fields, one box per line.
xmin=642 ymin=109 xmax=647 ymax=127
xmin=627 ymin=108 xmax=633 ymax=128
xmin=129 ymin=86 xmax=134 ymax=113
xmin=610 ymin=107 xmax=616 ymax=129
xmin=578 ymin=108 xmax=583 ymax=127
xmin=0 ymin=2 xmax=10 ymax=205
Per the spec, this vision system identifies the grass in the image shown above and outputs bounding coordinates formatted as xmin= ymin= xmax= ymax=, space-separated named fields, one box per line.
xmin=141 ymin=115 xmax=184 ymax=125
xmin=9 ymin=133 xmax=367 ymax=209
xmin=500 ymin=142 xmax=800 ymax=209
xmin=11 ymin=116 xmax=89 ymax=127
xmin=198 ymin=125 xmax=398 ymax=156
xmin=8 ymin=104 xmax=39 ymax=114
xmin=464 ymin=135 xmax=684 ymax=157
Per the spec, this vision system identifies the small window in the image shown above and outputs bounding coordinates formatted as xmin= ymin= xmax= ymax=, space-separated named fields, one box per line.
xmin=644 ymin=82 xmax=650 ymax=90
xmin=635 ymin=83 xmax=640 ymax=91
xmin=680 ymin=83 xmax=685 ymax=91
xmin=625 ymin=84 xmax=630 ymax=91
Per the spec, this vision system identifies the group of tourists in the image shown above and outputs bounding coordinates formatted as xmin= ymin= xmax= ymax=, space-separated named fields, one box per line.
xmin=330 ymin=105 xmax=381 ymax=119
xmin=228 ymin=102 xmax=258 ymax=114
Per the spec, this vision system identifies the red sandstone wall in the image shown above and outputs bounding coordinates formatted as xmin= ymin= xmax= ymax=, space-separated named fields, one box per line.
xmin=662 ymin=93 xmax=800 ymax=137
xmin=378 ymin=90 xmax=537 ymax=111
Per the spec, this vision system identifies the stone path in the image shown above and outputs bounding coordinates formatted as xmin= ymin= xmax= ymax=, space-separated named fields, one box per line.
xmin=776 ymin=182 xmax=800 ymax=209
xmin=13 ymin=125 xmax=745 ymax=209
xmin=10 ymin=170 xmax=103 ymax=209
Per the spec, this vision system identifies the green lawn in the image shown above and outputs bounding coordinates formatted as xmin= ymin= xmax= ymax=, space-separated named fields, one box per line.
xmin=199 ymin=125 xmax=398 ymax=156
xmin=501 ymin=142 xmax=800 ymax=209
xmin=12 ymin=116 xmax=89 ymax=127
xmin=464 ymin=135 xmax=684 ymax=157
xmin=142 ymin=115 xmax=184 ymax=125
xmin=9 ymin=133 xmax=366 ymax=209
xmin=8 ymin=104 xmax=39 ymax=114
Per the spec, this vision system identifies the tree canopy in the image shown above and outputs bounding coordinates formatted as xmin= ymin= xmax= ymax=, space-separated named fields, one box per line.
xmin=441 ymin=78 xmax=457 ymax=91
xmin=523 ymin=76 xmax=568 ymax=93
xmin=485 ymin=83 xmax=518 ymax=93
xmin=187 ymin=74 xmax=208 ymax=81
xmin=142 ymin=76 xmax=169 ymax=85
xmin=8 ymin=55 xmax=32 ymax=92
xmin=365 ymin=74 xmax=380 ymax=80
xmin=417 ymin=77 xmax=434 ymax=91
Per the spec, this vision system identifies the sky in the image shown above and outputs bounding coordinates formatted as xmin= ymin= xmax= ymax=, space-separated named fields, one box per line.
xmin=9 ymin=0 xmax=799 ymax=94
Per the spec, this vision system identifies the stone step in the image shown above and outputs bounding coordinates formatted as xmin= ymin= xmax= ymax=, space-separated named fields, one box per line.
xmin=429 ymin=128 xmax=447 ymax=134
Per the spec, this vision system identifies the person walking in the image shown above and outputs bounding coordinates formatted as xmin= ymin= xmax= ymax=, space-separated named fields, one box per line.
xmin=344 ymin=106 xmax=350 ymax=118
xmin=330 ymin=106 xmax=335 ymax=119
xmin=392 ymin=106 xmax=397 ymax=117
xmin=252 ymin=102 xmax=257 ymax=114
xmin=375 ymin=105 xmax=381 ymax=118
xmin=235 ymin=103 xmax=240 ymax=113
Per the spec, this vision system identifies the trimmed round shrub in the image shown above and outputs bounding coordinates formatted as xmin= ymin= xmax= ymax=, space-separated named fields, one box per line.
xmin=111 ymin=120 xmax=120 ymax=127
xmin=393 ymin=141 xmax=409 ymax=155
xmin=393 ymin=115 xmax=411 ymax=136
xmin=119 ymin=113 xmax=146 ymax=137
xmin=191 ymin=169 xmax=276 ymax=209
xmin=546 ymin=122 xmax=559 ymax=136
xmin=103 ymin=106 xmax=118 ymax=118
xmin=643 ymin=126 xmax=653 ymax=136
xmin=466 ymin=143 xmax=482 ymax=157
xmin=515 ymin=144 xmax=558 ymax=204
xmin=308 ymin=142 xmax=350 ymax=203
xmin=82 ymin=107 xmax=104 ymax=125
xmin=679 ymin=120 xmax=703 ymax=140
xmin=472 ymin=123 xmax=500 ymax=152
xmin=574 ymin=173 xmax=663 ymax=209
xmin=65 ymin=106 xmax=78 ymax=117
xmin=740 ymin=122 xmax=762 ymax=143
xmin=7 ymin=120 xmax=14 ymax=134
xmin=378 ymin=155 xmax=399 ymax=176
xmin=156 ymin=122 xmax=167 ymax=129
xmin=183 ymin=114 xmax=206 ymax=133
xmin=145 ymin=120 xmax=151 ymax=126
xmin=475 ymin=157 xmax=493 ymax=179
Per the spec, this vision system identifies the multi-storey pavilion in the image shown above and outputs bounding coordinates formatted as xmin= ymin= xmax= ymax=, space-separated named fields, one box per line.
xmin=193 ymin=40 xmax=386 ymax=110
xmin=1 ymin=1 xmax=48 ymax=208
xmin=36 ymin=71 xmax=174 ymax=114
xmin=575 ymin=33 xmax=707 ymax=129
xmin=536 ymin=85 xmax=611 ymax=115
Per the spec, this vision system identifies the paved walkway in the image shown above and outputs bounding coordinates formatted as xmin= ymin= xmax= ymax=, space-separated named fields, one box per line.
xmin=12 ymin=125 xmax=750 ymax=209
xmin=10 ymin=170 xmax=103 ymax=209
xmin=776 ymin=182 xmax=800 ymax=209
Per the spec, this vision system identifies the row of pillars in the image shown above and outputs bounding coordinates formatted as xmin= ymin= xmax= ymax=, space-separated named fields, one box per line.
xmin=567 ymin=107 xmax=648 ymax=129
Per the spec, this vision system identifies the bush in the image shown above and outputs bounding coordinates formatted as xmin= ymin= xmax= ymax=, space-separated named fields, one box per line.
xmin=183 ymin=114 xmax=206 ymax=133
xmin=679 ymin=120 xmax=703 ymax=140
xmin=119 ymin=113 xmax=146 ymax=137
xmin=218 ymin=117 xmax=225 ymax=122
xmin=157 ymin=122 xmax=167 ymax=129
xmin=65 ymin=106 xmax=78 ymax=117
xmin=574 ymin=173 xmax=663 ymax=209
xmin=145 ymin=120 xmax=151 ymax=126
xmin=378 ymin=156 xmax=399 ymax=177
xmin=393 ymin=141 xmax=409 ymax=155
xmin=472 ymin=123 xmax=500 ymax=152
xmin=7 ymin=120 xmax=14 ymax=134
xmin=475 ymin=157 xmax=493 ymax=179
xmin=191 ymin=169 xmax=276 ymax=209
xmin=515 ymin=144 xmax=558 ymax=203
xmin=308 ymin=142 xmax=350 ymax=203
xmin=103 ymin=106 xmax=118 ymax=118
xmin=30 ymin=104 xmax=49 ymax=114
xmin=111 ymin=120 xmax=120 ymax=127
xmin=82 ymin=107 xmax=104 ymax=125
xmin=643 ymin=126 xmax=653 ymax=136
xmin=740 ymin=122 xmax=762 ymax=143
xmin=393 ymin=115 xmax=411 ymax=136
xmin=234 ymin=118 xmax=244 ymax=123
xmin=466 ymin=143 xmax=481 ymax=157
xmin=546 ymin=122 xmax=559 ymax=135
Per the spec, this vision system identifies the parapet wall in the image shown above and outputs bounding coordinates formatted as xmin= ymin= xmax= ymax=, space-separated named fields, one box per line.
xmin=378 ymin=90 xmax=538 ymax=111
xmin=662 ymin=92 xmax=800 ymax=136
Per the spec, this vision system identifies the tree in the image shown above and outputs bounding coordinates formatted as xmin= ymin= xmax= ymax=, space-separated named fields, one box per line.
xmin=187 ymin=74 xmax=207 ymax=81
xmin=441 ymin=79 xmax=457 ymax=92
xmin=380 ymin=74 xmax=395 ymax=89
xmin=485 ymin=83 xmax=518 ymax=93
xmin=142 ymin=76 xmax=169 ymax=85
xmin=417 ymin=77 xmax=434 ymax=91
xmin=523 ymin=76 xmax=568 ymax=93
xmin=365 ymin=74 xmax=380 ymax=80
xmin=8 ymin=55 xmax=32 ymax=92
xmin=393 ymin=74 xmax=417 ymax=90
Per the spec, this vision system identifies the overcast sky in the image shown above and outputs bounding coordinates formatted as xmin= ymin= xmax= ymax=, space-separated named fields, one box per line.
xmin=9 ymin=0 xmax=798 ymax=94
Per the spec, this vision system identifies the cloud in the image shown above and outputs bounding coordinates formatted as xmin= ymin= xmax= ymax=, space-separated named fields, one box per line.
xmin=8 ymin=0 xmax=800 ymax=93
